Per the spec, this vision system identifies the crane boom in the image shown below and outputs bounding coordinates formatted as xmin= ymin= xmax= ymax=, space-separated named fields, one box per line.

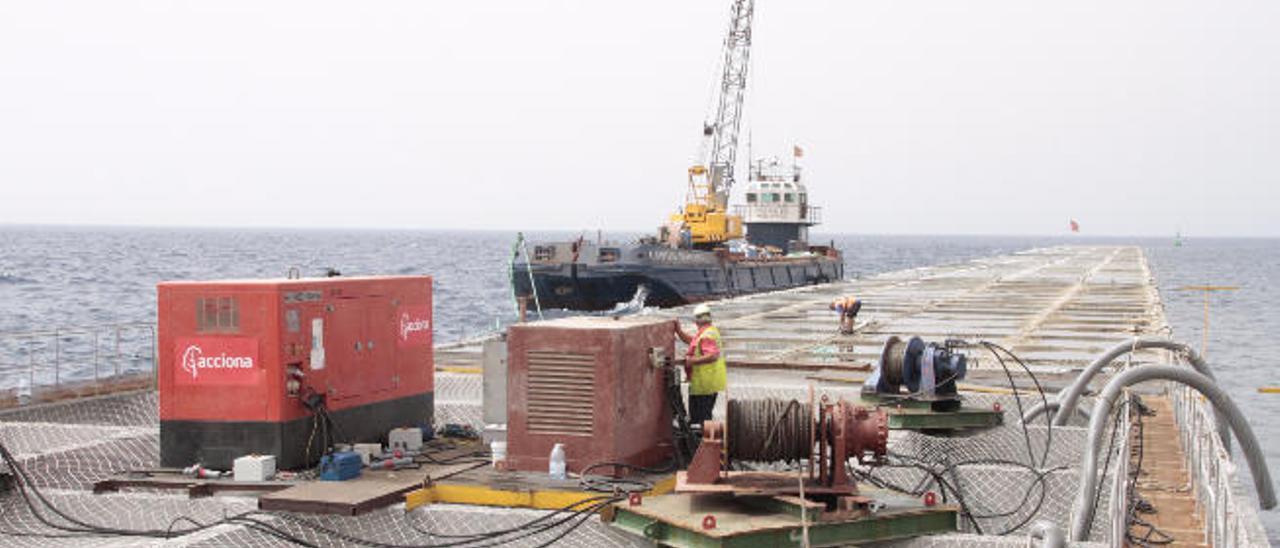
xmin=667 ymin=0 xmax=754 ymax=249
xmin=705 ymin=0 xmax=754 ymax=208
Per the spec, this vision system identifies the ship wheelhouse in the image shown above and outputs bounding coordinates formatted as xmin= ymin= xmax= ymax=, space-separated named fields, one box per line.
xmin=734 ymin=158 xmax=822 ymax=251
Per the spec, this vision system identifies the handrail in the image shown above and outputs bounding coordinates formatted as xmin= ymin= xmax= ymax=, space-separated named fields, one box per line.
xmin=0 ymin=321 xmax=156 ymax=338
xmin=0 ymin=322 xmax=157 ymax=405
xmin=1069 ymin=365 xmax=1275 ymax=541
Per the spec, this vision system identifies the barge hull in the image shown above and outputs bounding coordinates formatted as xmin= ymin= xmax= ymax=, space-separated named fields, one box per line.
xmin=513 ymin=256 xmax=843 ymax=310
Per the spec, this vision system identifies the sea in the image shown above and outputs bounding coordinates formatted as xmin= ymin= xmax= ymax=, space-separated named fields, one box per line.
xmin=0 ymin=226 xmax=1276 ymax=540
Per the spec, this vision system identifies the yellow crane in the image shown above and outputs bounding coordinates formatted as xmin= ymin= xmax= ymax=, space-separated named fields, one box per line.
xmin=668 ymin=0 xmax=753 ymax=249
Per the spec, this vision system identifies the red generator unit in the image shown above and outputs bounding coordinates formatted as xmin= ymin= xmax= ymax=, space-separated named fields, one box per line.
xmin=506 ymin=316 xmax=674 ymax=474
xmin=157 ymin=276 xmax=433 ymax=470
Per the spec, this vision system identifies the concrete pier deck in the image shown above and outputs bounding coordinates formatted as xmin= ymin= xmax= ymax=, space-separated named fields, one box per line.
xmin=3 ymin=245 xmax=1258 ymax=547
xmin=433 ymin=245 xmax=1221 ymax=546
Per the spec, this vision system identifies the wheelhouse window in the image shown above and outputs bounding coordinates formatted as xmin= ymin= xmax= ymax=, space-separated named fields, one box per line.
xmin=746 ymin=193 xmax=757 ymax=203
xmin=784 ymin=193 xmax=795 ymax=203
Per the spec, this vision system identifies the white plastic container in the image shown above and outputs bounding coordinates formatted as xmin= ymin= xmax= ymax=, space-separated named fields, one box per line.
xmin=233 ymin=455 xmax=277 ymax=482
xmin=388 ymin=427 xmax=424 ymax=452
xmin=353 ymin=443 xmax=383 ymax=466
xmin=490 ymin=441 xmax=508 ymax=468
xmin=548 ymin=443 xmax=566 ymax=480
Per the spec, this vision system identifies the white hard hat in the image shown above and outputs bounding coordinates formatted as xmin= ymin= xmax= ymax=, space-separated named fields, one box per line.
xmin=693 ymin=303 xmax=712 ymax=318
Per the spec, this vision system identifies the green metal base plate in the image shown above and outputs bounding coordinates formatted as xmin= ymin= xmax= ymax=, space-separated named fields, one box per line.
xmin=857 ymin=394 xmax=1004 ymax=431
xmin=605 ymin=488 xmax=958 ymax=547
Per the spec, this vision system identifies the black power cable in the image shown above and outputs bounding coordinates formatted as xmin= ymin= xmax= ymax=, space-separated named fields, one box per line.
xmin=577 ymin=461 xmax=673 ymax=493
xmin=1124 ymin=399 xmax=1175 ymax=546
xmin=401 ymin=496 xmax=622 ymax=548
xmin=856 ymin=453 xmax=1069 ymax=535
xmin=0 ymin=435 xmax=629 ymax=548
xmin=662 ymin=362 xmax=696 ymax=467
xmin=979 ymin=341 xmax=1053 ymax=469
xmin=405 ymin=496 xmax=613 ymax=540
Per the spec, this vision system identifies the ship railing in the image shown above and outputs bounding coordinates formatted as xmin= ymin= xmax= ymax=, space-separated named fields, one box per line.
xmin=1170 ymin=372 xmax=1269 ymax=546
xmin=0 ymin=323 xmax=156 ymax=409
xmin=732 ymin=204 xmax=822 ymax=224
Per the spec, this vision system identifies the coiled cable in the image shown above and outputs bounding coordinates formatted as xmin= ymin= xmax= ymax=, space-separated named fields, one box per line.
xmin=727 ymin=398 xmax=811 ymax=462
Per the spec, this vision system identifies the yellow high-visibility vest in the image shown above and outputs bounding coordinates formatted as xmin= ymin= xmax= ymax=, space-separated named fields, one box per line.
xmin=689 ymin=326 xmax=727 ymax=395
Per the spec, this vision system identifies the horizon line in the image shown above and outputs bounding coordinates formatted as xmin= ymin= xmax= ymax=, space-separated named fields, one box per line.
xmin=0 ymin=221 xmax=1273 ymax=240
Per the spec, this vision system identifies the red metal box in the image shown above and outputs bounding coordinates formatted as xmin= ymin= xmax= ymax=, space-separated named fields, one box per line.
xmin=506 ymin=316 xmax=674 ymax=474
xmin=157 ymin=276 xmax=432 ymax=469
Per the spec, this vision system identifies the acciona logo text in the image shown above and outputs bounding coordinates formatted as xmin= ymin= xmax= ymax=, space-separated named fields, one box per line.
xmin=400 ymin=313 xmax=430 ymax=341
xmin=180 ymin=344 xmax=255 ymax=380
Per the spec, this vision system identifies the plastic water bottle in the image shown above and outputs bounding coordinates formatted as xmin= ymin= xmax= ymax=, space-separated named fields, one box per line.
xmin=548 ymin=443 xmax=566 ymax=480
xmin=490 ymin=441 xmax=507 ymax=469
xmin=16 ymin=378 xmax=30 ymax=406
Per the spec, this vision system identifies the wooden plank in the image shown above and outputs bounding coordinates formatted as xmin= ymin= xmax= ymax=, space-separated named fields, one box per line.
xmin=728 ymin=359 xmax=872 ymax=372
xmin=92 ymin=476 xmax=296 ymax=496
xmin=259 ymin=461 xmax=482 ymax=515
xmin=1129 ymin=395 xmax=1207 ymax=547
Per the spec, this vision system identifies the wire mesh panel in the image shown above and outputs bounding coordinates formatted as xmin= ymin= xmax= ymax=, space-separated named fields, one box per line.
xmin=0 ymin=392 xmax=160 ymax=493
xmin=1106 ymin=401 xmax=1132 ymax=547
xmin=183 ymin=504 xmax=650 ymax=548
xmin=434 ymin=372 xmax=482 ymax=404
xmin=875 ymin=533 xmax=1106 ymax=548
xmin=0 ymin=390 xmax=159 ymax=427
xmin=893 ymin=424 xmax=1088 ymax=470
xmin=0 ymin=376 xmax=1184 ymax=547
xmin=0 ymin=423 xmax=152 ymax=460
xmin=0 ymin=387 xmax=643 ymax=548
xmin=0 ymin=489 xmax=257 ymax=548
xmin=433 ymin=402 xmax=483 ymax=431
xmin=13 ymin=434 xmax=159 ymax=491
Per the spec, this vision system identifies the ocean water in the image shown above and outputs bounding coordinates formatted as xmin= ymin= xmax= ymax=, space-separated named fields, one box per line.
xmin=0 ymin=226 xmax=1276 ymax=539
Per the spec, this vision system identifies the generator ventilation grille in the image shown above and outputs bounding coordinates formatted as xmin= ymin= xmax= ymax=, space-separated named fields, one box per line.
xmin=525 ymin=350 xmax=595 ymax=436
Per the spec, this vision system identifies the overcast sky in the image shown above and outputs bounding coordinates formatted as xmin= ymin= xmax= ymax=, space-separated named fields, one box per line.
xmin=1 ymin=1 xmax=1277 ymax=236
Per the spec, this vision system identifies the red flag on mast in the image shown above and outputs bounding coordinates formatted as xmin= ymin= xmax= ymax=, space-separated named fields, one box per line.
xmin=1069 ymin=219 xmax=1080 ymax=233
xmin=793 ymin=145 xmax=804 ymax=158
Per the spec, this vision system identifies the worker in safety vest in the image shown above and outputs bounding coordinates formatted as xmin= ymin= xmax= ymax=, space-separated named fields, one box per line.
xmin=830 ymin=296 xmax=862 ymax=335
xmin=675 ymin=303 xmax=728 ymax=430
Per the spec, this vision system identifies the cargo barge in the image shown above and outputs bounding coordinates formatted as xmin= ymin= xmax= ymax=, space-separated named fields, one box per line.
xmin=510 ymin=241 xmax=842 ymax=311
xmin=511 ymin=0 xmax=850 ymax=312
xmin=513 ymin=159 xmax=844 ymax=311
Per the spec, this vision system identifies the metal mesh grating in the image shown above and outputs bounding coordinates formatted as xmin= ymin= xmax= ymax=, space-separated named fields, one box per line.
xmin=524 ymin=350 xmax=595 ymax=436
xmin=434 ymin=372 xmax=482 ymax=404
xmin=0 ymin=390 xmax=158 ymax=427
xmin=182 ymin=503 xmax=650 ymax=548
xmin=874 ymin=534 xmax=1106 ymax=547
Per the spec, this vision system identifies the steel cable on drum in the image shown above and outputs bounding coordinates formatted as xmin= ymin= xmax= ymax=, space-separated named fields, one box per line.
xmin=727 ymin=398 xmax=811 ymax=462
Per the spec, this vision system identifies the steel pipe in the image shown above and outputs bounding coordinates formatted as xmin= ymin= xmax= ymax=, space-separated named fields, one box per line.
xmin=1069 ymin=365 xmax=1276 ymax=541
xmin=1029 ymin=520 xmax=1065 ymax=548
xmin=1020 ymin=400 xmax=1090 ymax=424
xmin=1029 ymin=338 xmax=1230 ymax=449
